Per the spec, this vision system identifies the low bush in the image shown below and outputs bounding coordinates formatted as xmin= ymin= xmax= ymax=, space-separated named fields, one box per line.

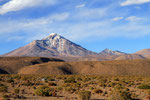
xmin=48 ymin=82 xmax=57 ymax=86
xmin=93 ymin=89 xmax=103 ymax=94
xmin=6 ymin=78 xmax=14 ymax=83
xmin=138 ymin=84 xmax=150 ymax=89
xmin=64 ymin=77 xmax=76 ymax=83
xmin=14 ymin=88 xmax=20 ymax=94
xmin=35 ymin=86 xmax=56 ymax=96
xmin=79 ymin=90 xmax=91 ymax=100
xmin=2 ymin=94 xmax=10 ymax=99
xmin=109 ymin=90 xmax=132 ymax=100
xmin=0 ymin=85 xmax=8 ymax=92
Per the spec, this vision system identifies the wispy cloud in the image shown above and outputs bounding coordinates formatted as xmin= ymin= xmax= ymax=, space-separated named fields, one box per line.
xmin=121 ymin=0 xmax=150 ymax=6
xmin=112 ymin=16 xmax=143 ymax=22
xmin=0 ymin=0 xmax=149 ymax=43
xmin=125 ymin=16 xmax=143 ymax=21
xmin=76 ymin=3 xmax=86 ymax=8
xmin=23 ymin=13 xmax=69 ymax=28
xmin=0 ymin=12 xmax=70 ymax=36
xmin=112 ymin=17 xmax=124 ymax=21
xmin=7 ymin=36 xmax=24 ymax=41
xmin=0 ymin=0 xmax=57 ymax=14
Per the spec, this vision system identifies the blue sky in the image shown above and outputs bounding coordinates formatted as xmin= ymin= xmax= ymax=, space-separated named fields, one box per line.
xmin=0 ymin=0 xmax=150 ymax=54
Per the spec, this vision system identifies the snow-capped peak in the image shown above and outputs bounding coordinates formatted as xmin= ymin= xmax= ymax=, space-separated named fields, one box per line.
xmin=50 ymin=33 xmax=58 ymax=36
xmin=42 ymin=33 xmax=64 ymax=40
xmin=103 ymin=48 xmax=113 ymax=52
xmin=34 ymin=33 xmax=94 ymax=56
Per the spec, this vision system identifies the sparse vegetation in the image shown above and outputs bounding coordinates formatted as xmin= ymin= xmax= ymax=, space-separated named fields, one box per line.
xmin=138 ymin=84 xmax=150 ymax=89
xmin=79 ymin=90 xmax=91 ymax=100
xmin=109 ymin=90 xmax=132 ymax=100
xmin=0 ymin=74 xmax=150 ymax=99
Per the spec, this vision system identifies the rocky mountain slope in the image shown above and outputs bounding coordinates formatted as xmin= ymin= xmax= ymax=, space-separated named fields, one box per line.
xmin=3 ymin=33 xmax=95 ymax=58
xmin=99 ymin=48 xmax=127 ymax=56
xmin=2 ymin=33 xmax=150 ymax=61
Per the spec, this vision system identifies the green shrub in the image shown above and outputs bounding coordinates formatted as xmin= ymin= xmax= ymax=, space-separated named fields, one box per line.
xmin=114 ymin=78 xmax=119 ymax=81
xmin=108 ymin=82 xmax=116 ymax=87
xmin=48 ymin=82 xmax=57 ymax=86
xmin=64 ymin=77 xmax=76 ymax=83
xmin=65 ymin=86 xmax=76 ymax=93
xmin=109 ymin=90 xmax=132 ymax=100
xmin=79 ymin=90 xmax=91 ymax=100
xmin=6 ymin=78 xmax=14 ymax=83
xmin=114 ymin=84 xmax=124 ymax=90
xmin=93 ymin=89 xmax=103 ymax=94
xmin=2 ymin=94 xmax=9 ymax=99
xmin=14 ymin=88 xmax=20 ymax=94
xmin=83 ymin=77 xmax=91 ymax=82
xmin=147 ymin=89 xmax=150 ymax=95
xmin=35 ymin=86 xmax=56 ymax=96
xmin=0 ymin=85 xmax=8 ymax=92
xmin=138 ymin=84 xmax=150 ymax=89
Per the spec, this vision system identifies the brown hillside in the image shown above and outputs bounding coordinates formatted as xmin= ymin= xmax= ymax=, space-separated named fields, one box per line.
xmin=0 ymin=57 xmax=64 ymax=74
xmin=115 ymin=54 xmax=145 ymax=60
xmin=135 ymin=49 xmax=150 ymax=58
xmin=18 ymin=62 xmax=72 ymax=75
xmin=18 ymin=59 xmax=150 ymax=75
xmin=0 ymin=68 xmax=9 ymax=74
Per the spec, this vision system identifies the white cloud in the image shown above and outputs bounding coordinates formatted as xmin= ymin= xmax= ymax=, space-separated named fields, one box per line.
xmin=125 ymin=16 xmax=142 ymax=21
xmin=0 ymin=14 xmax=150 ymax=42
xmin=23 ymin=13 xmax=69 ymax=27
xmin=112 ymin=16 xmax=142 ymax=22
xmin=0 ymin=0 xmax=57 ymax=14
xmin=73 ymin=7 xmax=109 ymax=20
xmin=0 ymin=1 xmax=149 ymax=42
xmin=0 ymin=12 xmax=70 ymax=36
xmin=58 ymin=20 xmax=150 ymax=41
xmin=121 ymin=0 xmax=150 ymax=6
xmin=7 ymin=36 xmax=24 ymax=41
xmin=112 ymin=17 xmax=124 ymax=21
xmin=76 ymin=4 xmax=86 ymax=8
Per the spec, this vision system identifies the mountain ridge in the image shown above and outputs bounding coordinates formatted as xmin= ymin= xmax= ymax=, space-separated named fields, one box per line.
xmin=2 ymin=33 xmax=150 ymax=61
xmin=99 ymin=48 xmax=127 ymax=56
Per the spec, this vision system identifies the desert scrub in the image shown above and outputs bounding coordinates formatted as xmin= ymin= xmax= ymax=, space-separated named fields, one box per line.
xmin=83 ymin=77 xmax=91 ymax=82
xmin=114 ymin=78 xmax=119 ymax=81
xmin=0 ymin=85 xmax=8 ymax=92
xmin=22 ymin=80 xmax=34 ymax=86
xmin=114 ymin=84 xmax=125 ymax=90
xmin=6 ymin=78 xmax=14 ymax=83
xmin=14 ymin=88 xmax=20 ymax=94
xmin=65 ymin=86 xmax=76 ymax=93
xmin=78 ymin=90 xmax=91 ymax=100
xmin=138 ymin=84 xmax=150 ymax=89
xmin=2 ymin=94 xmax=10 ymax=99
xmin=146 ymin=89 xmax=150 ymax=95
xmin=109 ymin=90 xmax=132 ymax=100
xmin=64 ymin=77 xmax=76 ymax=83
xmin=48 ymin=82 xmax=57 ymax=86
xmin=55 ymin=86 xmax=63 ymax=91
xmin=108 ymin=82 xmax=116 ymax=87
xmin=93 ymin=89 xmax=103 ymax=94
xmin=35 ymin=86 xmax=55 ymax=96
xmin=72 ymin=82 xmax=81 ymax=88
